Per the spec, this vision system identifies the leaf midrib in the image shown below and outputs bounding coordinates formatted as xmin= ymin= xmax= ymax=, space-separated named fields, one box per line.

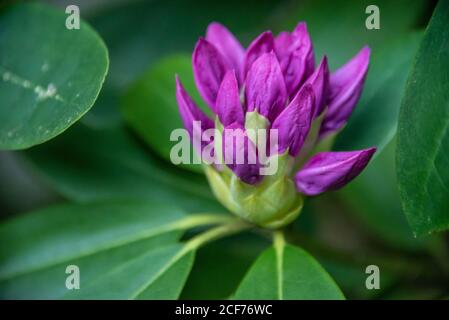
xmin=130 ymin=246 xmax=192 ymax=299
xmin=0 ymin=217 xmax=194 ymax=281
xmin=273 ymin=232 xmax=285 ymax=300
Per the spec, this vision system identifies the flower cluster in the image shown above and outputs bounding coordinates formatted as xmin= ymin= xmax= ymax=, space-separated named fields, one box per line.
xmin=176 ymin=22 xmax=376 ymax=228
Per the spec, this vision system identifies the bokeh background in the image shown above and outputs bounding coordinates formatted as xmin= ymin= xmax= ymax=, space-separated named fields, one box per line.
xmin=1 ymin=0 xmax=448 ymax=299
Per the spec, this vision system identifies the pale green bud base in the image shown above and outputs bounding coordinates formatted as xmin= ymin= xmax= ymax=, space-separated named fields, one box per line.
xmin=204 ymin=164 xmax=303 ymax=229
xmin=244 ymin=111 xmax=269 ymax=145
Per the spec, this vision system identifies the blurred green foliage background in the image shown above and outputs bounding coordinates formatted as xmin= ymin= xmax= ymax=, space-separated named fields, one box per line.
xmin=1 ymin=0 xmax=448 ymax=299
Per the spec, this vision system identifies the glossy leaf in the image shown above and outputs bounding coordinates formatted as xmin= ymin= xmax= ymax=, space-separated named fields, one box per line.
xmin=396 ymin=0 xmax=449 ymax=235
xmin=64 ymin=244 xmax=194 ymax=300
xmin=0 ymin=201 xmax=186 ymax=280
xmin=0 ymin=232 xmax=180 ymax=299
xmin=0 ymin=201 xmax=200 ymax=299
xmin=0 ymin=3 xmax=108 ymax=149
xmin=234 ymin=241 xmax=344 ymax=299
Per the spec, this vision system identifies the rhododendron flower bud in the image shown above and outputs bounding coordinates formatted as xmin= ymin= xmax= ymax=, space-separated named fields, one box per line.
xmin=175 ymin=22 xmax=375 ymax=228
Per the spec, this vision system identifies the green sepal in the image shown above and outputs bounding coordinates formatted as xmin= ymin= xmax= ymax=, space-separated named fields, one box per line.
xmin=244 ymin=111 xmax=270 ymax=145
xmin=204 ymin=152 xmax=303 ymax=229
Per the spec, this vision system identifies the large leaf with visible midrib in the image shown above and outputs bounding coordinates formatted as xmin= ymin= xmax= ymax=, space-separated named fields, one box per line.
xmin=234 ymin=242 xmax=344 ymax=300
xmin=396 ymin=0 xmax=449 ymax=235
xmin=0 ymin=201 xmax=195 ymax=299
xmin=0 ymin=3 xmax=108 ymax=150
xmin=0 ymin=201 xmax=185 ymax=280
xmin=64 ymin=244 xmax=194 ymax=300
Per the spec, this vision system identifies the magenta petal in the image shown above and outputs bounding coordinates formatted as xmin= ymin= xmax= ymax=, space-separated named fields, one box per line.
xmin=245 ymin=52 xmax=287 ymax=122
xmin=192 ymin=38 xmax=230 ymax=111
xmin=271 ymin=85 xmax=315 ymax=156
xmin=206 ymin=22 xmax=245 ymax=84
xmin=320 ymin=46 xmax=370 ymax=136
xmin=222 ymin=122 xmax=262 ymax=185
xmin=292 ymin=22 xmax=315 ymax=81
xmin=216 ymin=70 xmax=244 ymax=126
xmin=295 ymin=147 xmax=376 ymax=196
xmin=176 ymin=76 xmax=214 ymax=142
xmin=243 ymin=31 xmax=275 ymax=79
xmin=274 ymin=31 xmax=293 ymax=59
xmin=276 ymin=22 xmax=315 ymax=98
xmin=303 ymin=56 xmax=329 ymax=117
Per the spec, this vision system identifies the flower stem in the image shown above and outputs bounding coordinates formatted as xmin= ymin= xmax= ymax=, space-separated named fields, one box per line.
xmin=181 ymin=219 xmax=252 ymax=254
xmin=168 ymin=213 xmax=234 ymax=232
xmin=273 ymin=230 xmax=285 ymax=248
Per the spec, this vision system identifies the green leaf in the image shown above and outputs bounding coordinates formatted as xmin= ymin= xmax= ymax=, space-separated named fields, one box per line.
xmin=132 ymin=247 xmax=194 ymax=300
xmin=0 ymin=201 xmax=230 ymax=299
xmin=234 ymin=236 xmax=344 ymax=300
xmin=24 ymin=124 xmax=223 ymax=212
xmin=0 ymin=232 xmax=180 ymax=299
xmin=121 ymin=55 xmax=209 ymax=173
xmin=0 ymin=3 xmax=108 ymax=150
xmin=396 ymin=0 xmax=449 ymax=235
xmin=335 ymin=33 xmax=422 ymax=153
xmin=0 ymin=201 xmax=187 ymax=281
xmin=64 ymin=244 xmax=194 ymax=300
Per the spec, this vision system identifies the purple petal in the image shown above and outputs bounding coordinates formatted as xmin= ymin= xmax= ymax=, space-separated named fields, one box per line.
xmin=206 ymin=22 xmax=245 ymax=84
xmin=222 ymin=122 xmax=262 ymax=185
xmin=271 ymin=85 xmax=315 ymax=156
xmin=216 ymin=70 xmax=244 ymax=126
xmin=243 ymin=31 xmax=275 ymax=80
xmin=303 ymin=56 xmax=329 ymax=117
xmin=276 ymin=22 xmax=315 ymax=98
xmin=292 ymin=22 xmax=315 ymax=80
xmin=274 ymin=31 xmax=293 ymax=59
xmin=245 ymin=52 xmax=287 ymax=122
xmin=320 ymin=46 xmax=370 ymax=137
xmin=192 ymin=38 xmax=230 ymax=111
xmin=295 ymin=147 xmax=376 ymax=196
xmin=176 ymin=76 xmax=214 ymax=144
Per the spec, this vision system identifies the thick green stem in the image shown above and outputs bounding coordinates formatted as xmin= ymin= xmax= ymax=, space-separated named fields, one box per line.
xmin=273 ymin=230 xmax=285 ymax=248
xmin=167 ymin=213 xmax=234 ymax=232
xmin=181 ymin=219 xmax=252 ymax=254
